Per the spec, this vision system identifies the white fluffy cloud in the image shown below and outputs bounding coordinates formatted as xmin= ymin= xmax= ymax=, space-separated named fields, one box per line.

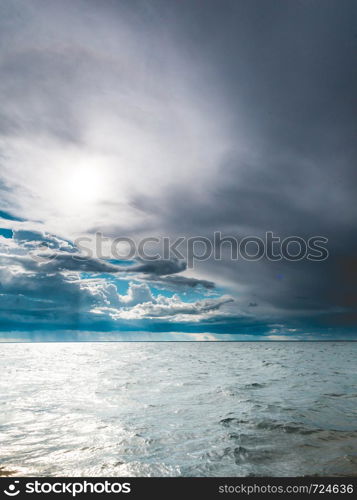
xmin=92 ymin=284 xmax=233 ymax=321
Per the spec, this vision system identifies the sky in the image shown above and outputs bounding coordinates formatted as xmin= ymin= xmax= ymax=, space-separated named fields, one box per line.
xmin=0 ymin=0 xmax=356 ymax=340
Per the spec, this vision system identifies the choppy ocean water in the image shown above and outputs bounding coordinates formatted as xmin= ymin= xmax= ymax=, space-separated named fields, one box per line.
xmin=0 ymin=342 xmax=356 ymax=477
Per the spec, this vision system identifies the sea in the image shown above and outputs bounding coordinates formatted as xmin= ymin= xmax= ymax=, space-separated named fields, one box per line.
xmin=0 ymin=342 xmax=356 ymax=477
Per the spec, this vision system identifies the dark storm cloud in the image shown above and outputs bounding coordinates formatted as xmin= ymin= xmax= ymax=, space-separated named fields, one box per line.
xmin=146 ymin=275 xmax=215 ymax=290
xmin=5 ymin=227 xmax=215 ymax=292
xmin=128 ymin=258 xmax=186 ymax=276
xmin=112 ymin=0 xmax=356 ymax=327
xmin=5 ymin=250 xmax=190 ymax=277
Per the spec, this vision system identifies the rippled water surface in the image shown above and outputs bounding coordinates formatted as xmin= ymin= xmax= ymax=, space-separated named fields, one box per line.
xmin=0 ymin=342 xmax=356 ymax=476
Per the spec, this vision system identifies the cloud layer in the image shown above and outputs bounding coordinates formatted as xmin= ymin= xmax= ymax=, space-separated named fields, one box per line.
xmin=0 ymin=223 xmax=236 ymax=333
xmin=0 ymin=0 xmax=356 ymax=338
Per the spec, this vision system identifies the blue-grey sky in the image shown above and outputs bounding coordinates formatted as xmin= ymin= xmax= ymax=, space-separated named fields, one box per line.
xmin=0 ymin=0 xmax=356 ymax=340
